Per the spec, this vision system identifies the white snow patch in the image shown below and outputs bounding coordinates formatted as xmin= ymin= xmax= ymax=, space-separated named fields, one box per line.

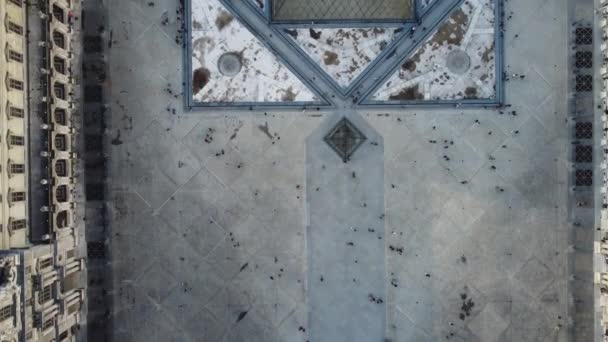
xmin=372 ymin=0 xmax=496 ymax=102
xmin=190 ymin=0 xmax=317 ymax=103
xmin=250 ymin=0 xmax=264 ymax=10
xmin=287 ymin=28 xmax=396 ymax=88
xmin=420 ymin=0 xmax=437 ymax=10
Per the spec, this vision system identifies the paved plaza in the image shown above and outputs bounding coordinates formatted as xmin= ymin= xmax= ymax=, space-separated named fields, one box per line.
xmin=105 ymin=0 xmax=583 ymax=341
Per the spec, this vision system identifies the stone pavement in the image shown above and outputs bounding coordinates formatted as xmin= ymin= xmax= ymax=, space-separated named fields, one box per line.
xmin=105 ymin=0 xmax=579 ymax=341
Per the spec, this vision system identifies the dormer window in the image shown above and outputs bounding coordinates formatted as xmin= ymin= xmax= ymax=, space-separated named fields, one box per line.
xmin=54 ymin=56 xmax=66 ymax=75
xmin=56 ymin=185 xmax=68 ymax=203
xmin=53 ymin=4 xmax=66 ymax=23
xmin=55 ymin=134 xmax=67 ymax=151
xmin=53 ymin=30 xmax=66 ymax=49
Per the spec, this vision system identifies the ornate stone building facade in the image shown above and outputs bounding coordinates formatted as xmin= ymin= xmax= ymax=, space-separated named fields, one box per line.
xmin=0 ymin=0 xmax=86 ymax=341
xmin=1 ymin=0 xmax=29 ymax=249
xmin=599 ymin=0 xmax=608 ymax=339
xmin=0 ymin=252 xmax=22 ymax=342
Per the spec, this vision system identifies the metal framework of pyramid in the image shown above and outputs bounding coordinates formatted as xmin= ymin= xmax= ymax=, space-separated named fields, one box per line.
xmin=324 ymin=118 xmax=367 ymax=162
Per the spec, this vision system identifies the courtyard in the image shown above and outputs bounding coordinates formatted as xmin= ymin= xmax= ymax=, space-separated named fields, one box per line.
xmin=104 ymin=0 xmax=586 ymax=340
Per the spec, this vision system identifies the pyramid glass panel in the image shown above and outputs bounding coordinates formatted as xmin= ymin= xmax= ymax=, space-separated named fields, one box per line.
xmin=272 ymin=0 xmax=414 ymax=21
xmin=324 ymin=118 xmax=367 ymax=162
